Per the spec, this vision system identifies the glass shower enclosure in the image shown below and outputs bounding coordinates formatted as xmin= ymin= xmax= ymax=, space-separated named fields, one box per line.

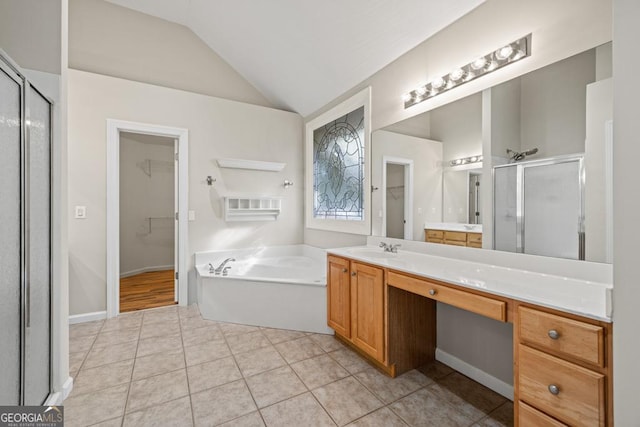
xmin=493 ymin=155 xmax=584 ymax=260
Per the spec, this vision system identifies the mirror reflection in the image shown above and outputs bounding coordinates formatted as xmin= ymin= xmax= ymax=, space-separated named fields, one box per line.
xmin=371 ymin=42 xmax=612 ymax=263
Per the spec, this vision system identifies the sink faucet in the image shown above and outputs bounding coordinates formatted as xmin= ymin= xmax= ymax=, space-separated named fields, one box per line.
xmin=214 ymin=258 xmax=235 ymax=275
xmin=379 ymin=242 xmax=401 ymax=253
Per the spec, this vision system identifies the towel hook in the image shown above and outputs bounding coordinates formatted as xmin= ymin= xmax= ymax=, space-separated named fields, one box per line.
xmin=206 ymin=176 xmax=216 ymax=186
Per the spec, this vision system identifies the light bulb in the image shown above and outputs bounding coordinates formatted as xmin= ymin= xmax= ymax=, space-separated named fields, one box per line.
xmin=449 ymin=68 xmax=466 ymax=82
xmin=471 ymin=57 xmax=488 ymax=70
xmin=416 ymin=85 xmax=428 ymax=96
xmin=430 ymin=77 xmax=445 ymax=90
xmin=402 ymin=93 xmax=413 ymax=102
xmin=469 ymin=156 xmax=478 ymax=163
xmin=496 ymin=45 xmax=514 ymax=61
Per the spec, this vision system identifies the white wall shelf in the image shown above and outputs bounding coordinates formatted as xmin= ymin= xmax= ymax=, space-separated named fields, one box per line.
xmin=217 ymin=158 xmax=286 ymax=172
xmin=224 ymin=196 xmax=282 ymax=221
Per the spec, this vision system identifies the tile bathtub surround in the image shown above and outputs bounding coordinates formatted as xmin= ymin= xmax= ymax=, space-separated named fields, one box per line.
xmin=66 ymin=305 xmax=513 ymax=427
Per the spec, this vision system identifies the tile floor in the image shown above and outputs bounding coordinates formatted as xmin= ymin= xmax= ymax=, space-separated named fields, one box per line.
xmin=67 ymin=305 xmax=513 ymax=427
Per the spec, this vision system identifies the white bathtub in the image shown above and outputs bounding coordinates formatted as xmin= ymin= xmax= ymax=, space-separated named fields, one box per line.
xmin=195 ymin=245 xmax=332 ymax=334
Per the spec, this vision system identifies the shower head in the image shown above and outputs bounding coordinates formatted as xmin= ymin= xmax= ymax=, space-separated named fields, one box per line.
xmin=507 ymin=147 xmax=539 ymax=162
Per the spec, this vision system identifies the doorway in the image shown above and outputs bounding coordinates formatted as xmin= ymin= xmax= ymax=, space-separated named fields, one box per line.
xmin=382 ymin=157 xmax=413 ymax=240
xmin=119 ymin=132 xmax=177 ymax=312
xmin=106 ymin=120 xmax=188 ymax=318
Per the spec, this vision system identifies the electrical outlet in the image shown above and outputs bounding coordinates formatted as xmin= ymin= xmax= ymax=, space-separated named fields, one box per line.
xmin=188 ymin=210 xmax=196 ymax=221
xmin=75 ymin=206 xmax=87 ymax=219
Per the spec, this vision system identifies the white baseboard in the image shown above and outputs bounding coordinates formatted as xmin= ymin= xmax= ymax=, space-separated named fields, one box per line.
xmin=69 ymin=311 xmax=107 ymax=324
xmin=435 ymin=348 xmax=514 ymax=400
xmin=120 ymin=264 xmax=174 ymax=278
xmin=62 ymin=377 xmax=74 ymax=401
xmin=43 ymin=377 xmax=73 ymax=405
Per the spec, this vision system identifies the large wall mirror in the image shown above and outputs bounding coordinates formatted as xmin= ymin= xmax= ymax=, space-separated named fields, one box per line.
xmin=371 ymin=42 xmax=612 ymax=263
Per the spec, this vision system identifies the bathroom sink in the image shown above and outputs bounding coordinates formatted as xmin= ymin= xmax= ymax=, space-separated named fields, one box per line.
xmin=345 ymin=247 xmax=397 ymax=259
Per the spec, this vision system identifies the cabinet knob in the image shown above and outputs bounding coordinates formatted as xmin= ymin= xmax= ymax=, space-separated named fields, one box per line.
xmin=342 ymin=268 xmax=348 ymax=273
xmin=351 ymin=272 xmax=356 ymax=277
xmin=548 ymin=329 xmax=560 ymax=340
xmin=429 ymin=289 xmax=436 ymax=296
xmin=548 ymin=384 xmax=560 ymax=395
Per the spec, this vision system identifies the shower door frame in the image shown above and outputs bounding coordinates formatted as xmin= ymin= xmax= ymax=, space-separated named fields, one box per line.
xmin=106 ymin=119 xmax=189 ymax=318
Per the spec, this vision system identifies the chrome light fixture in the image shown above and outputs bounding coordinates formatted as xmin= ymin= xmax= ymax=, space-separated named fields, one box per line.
xmin=449 ymin=155 xmax=483 ymax=167
xmin=403 ymin=34 xmax=531 ymax=109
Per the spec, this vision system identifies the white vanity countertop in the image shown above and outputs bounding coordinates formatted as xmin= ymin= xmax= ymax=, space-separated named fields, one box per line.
xmin=424 ymin=223 xmax=483 ymax=233
xmin=327 ymin=245 xmax=612 ymax=322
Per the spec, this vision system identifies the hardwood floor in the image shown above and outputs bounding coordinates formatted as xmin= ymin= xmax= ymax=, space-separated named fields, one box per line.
xmin=120 ymin=270 xmax=176 ymax=312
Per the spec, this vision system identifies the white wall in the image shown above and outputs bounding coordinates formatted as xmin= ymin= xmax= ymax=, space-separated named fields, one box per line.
xmin=68 ymin=69 xmax=303 ymax=315
xmin=371 ymin=130 xmax=443 ymax=241
xmin=613 ymin=0 xmax=640 ymax=423
xmin=68 ymin=0 xmax=272 ymax=109
xmin=119 ymin=135 xmax=175 ymax=276
xmin=430 ymin=93 xmax=483 ymax=163
xmin=442 ymin=169 xmax=469 ymax=223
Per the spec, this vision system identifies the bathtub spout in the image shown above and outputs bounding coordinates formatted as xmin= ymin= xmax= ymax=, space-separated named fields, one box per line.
xmin=214 ymin=258 xmax=236 ymax=275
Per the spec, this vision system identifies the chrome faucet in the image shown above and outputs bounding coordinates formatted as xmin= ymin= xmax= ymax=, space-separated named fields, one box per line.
xmin=214 ymin=258 xmax=235 ymax=275
xmin=208 ymin=263 xmax=215 ymax=274
xmin=379 ymin=242 xmax=401 ymax=253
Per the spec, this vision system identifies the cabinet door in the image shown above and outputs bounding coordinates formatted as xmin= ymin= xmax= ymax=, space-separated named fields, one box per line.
xmin=327 ymin=256 xmax=351 ymax=338
xmin=351 ymin=262 xmax=385 ymax=362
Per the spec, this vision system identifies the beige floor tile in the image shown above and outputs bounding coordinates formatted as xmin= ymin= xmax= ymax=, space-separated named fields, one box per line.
xmin=178 ymin=304 xmax=201 ymax=319
xmin=136 ymin=333 xmax=182 ymax=358
xmin=132 ymin=349 xmax=185 ymax=380
xmin=69 ymin=321 xmax=104 ymax=339
xmin=180 ymin=315 xmax=221 ymax=330
xmin=218 ymin=411 xmax=265 ymax=427
xmin=83 ymin=340 xmax=138 ymax=369
xmin=275 ymin=336 xmax=325 ymax=364
xmin=261 ymin=328 xmax=307 ymax=345
xmin=184 ymin=339 xmax=232 ymax=366
xmin=142 ymin=306 xmax=178 ymax=324
xmin=101 ymin=314 xmax=143 ymax=332
xmin=246 ymin=366 xmax=307 ymax=408
xmin=235 ymin=346 xmax=287 ymax=378
xmin=354 ymin=368 xmax=432 ymax=404
xmin=69 ymin=334 xmax=97 ymax=354
xmin=64 ymin=383 xmax=129 ymax=427
xmin=219 ymin=322 xmax=261 ymax=337
xmin=87 ymin=417 xmax=123 ymax=427
xmin=191 ymin=379 xmax=257 ymax=426
xmin=291 ymin=354 xmax=349 ymax=390
xmin=260 ymin=392 xmax=335 ymax=427
xmin=227 ymin=330 xmax=272 ymax=355
xmin=69 ymin=351 xmax=87 ymax=374
xmin=126 ymin=369 xmax=189 ymax=413
xmin=346 ymin=407 xmax=407 ymax=427
xmin=312 ymin=376 xmax=383 ymax=426
xmin=390 ymin=387 xmax=474 ymax=427
xmin=187 ymin=356 xmax=242 ymax=393
xmin=474 ymin=401 xmax=514 ymax=427
xmin=308 ymin=334 xmax=346 ymax=352
xmin=92 ymin=327 xmax=140 ymax=348
xmin=123 ymin=395 xmax=193 ymax=427
xmin=72 ymin=359 xmax=134 ymax=396
xmin=181 ymin=324 xmax=223 ymax=347
xmin=139 ymin=319 xmax=181 ymax=339
xmin=328 ymin=349 xmax=372 ymax=374
xmin=417 ymin=360 xmax=455 ymax=381
xmin=431 ymin=373 xmax=506 ymax=421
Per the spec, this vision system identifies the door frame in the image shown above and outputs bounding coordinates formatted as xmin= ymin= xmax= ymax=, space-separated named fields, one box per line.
xmin=106 ymin=119 xmax=189 ymax=318
xmin=381 ymin=156 xmax=414 ymax=240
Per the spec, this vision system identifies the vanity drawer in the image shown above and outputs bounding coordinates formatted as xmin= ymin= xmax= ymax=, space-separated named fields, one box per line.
xmin=519 ymin=306 xmax=604 ymax=367
xmin=518 ymin=345 xmax=605 ymax=427
xmin=467 ymin=232 xmax=482 ymax=244
xmin=518 ymin=401 xmax=568 ymax=427
xmin=443 ymin=230 xmax=467 ymax=242
xmin=425 ymin=229 xmax=444 ymax=239
xmin=387 ymin=272 xmax=506 ymax=322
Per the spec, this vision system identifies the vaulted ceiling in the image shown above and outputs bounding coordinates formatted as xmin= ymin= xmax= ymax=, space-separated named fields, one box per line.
xmin=105 ymin=0 xmax=484 ymax=116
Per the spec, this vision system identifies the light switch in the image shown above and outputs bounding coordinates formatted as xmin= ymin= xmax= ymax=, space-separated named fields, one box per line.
xmin=188 ymin=210 xmax=196 ymax=221
xmin=75 ymin=206 xmax=87 ymax=219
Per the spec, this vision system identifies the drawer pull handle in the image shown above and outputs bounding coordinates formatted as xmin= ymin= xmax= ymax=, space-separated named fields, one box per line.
xmin=351 ymin=272 xmax=356 ymax=277
xmin=548 ymin=329 xmax=560 ymax=340
xmin=342 ymin=268 xmax=348 ymax=273
xmin=548 ymin=384 xmax=560 ymax=395
xmin=429 ymin=289 xmax=437 ymax=296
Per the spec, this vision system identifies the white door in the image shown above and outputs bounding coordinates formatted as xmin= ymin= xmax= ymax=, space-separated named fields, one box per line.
xmin=174 ymin=139 xmax=179 ymax=301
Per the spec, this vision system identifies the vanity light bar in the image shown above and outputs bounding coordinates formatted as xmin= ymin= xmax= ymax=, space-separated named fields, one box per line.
xmin=450 ymin=155 xmax=483 ymax=167
xmin=403 ymin=34 xmax=531 ymax=109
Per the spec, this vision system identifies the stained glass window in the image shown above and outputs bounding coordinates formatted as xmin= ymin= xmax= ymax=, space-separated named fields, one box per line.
xmin=312 ymin=106 xmax=365 ymax=220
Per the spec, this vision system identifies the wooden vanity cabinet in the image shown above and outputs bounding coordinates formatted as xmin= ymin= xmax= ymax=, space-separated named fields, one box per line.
xmin=326 ymin=256 xmax=387 ymax=367
xmin=425 ymin=229 xmax=482 ymax=248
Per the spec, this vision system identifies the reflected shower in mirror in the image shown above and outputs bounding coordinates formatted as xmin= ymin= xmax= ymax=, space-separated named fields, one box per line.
xmin=371 ymin=42 xmax=612 ymax=263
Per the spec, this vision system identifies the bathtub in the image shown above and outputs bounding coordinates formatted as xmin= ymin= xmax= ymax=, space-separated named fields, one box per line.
xmin=195 ymin=245 xmax=332 ymax=334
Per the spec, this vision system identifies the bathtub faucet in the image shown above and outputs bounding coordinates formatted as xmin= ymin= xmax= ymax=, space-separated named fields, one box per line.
xmin=214 ymin=258 xmax=236 ymax=275
xmin=379 ymin=242 xmax=401 ymax=253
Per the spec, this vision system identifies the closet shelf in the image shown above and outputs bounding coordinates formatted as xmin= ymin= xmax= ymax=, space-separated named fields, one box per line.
xmin=224 ymin=196 xmax=281 ymax=222
xmin=217 ymin=158 xmax=286 ymax=172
